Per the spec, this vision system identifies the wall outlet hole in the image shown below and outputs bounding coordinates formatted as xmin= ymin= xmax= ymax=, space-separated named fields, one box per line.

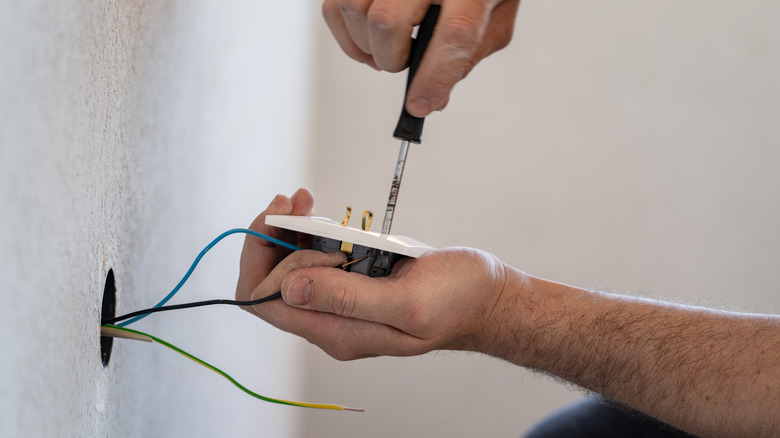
xmin=100 ymin=269 xmax=116 ymax=367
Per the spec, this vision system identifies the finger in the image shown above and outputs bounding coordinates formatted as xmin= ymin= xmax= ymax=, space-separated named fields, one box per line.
xmin=289 ymin=188 xmax=316 ymax=249
xmin=265 ymin=302 xmax=430 ymax=360
xmin=236 ymin=189 xmax=314 ymax=301
xmin=470 ymin=0 xmax=519 ymax=66
xmin=365 ymin=0 xmax=430 ymax=72
xmin=334 ymin=0 xmax=373 ymax=55
xmin=289 ymin=187 xmax=314 ymax=216
xmin=249 ymin=250 xmax=347 ymax=303
xmin=280 ymin=265 xmax=410 ymax=328
xmin=290 ymin=310 xmax=433 ymax=360
xmin=405 ymin=0 xmax=496 ymax=117
xmin=322 ymin=0 xmax=377 ymax=68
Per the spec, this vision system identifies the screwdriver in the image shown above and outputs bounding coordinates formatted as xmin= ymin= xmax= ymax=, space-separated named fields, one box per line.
xmin=380 ymin=5 xmax=441 ymax=237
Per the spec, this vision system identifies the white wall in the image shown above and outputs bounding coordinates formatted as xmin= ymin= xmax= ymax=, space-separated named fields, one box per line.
xmin=304 ymin=0 xmax=780 ymax=436
xmin=0 ymin=1 xmax=315 ymax=436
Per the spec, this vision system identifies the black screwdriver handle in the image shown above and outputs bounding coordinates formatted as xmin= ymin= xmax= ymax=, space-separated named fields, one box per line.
xmin=393 ymin=5 xmax=441 ymax=144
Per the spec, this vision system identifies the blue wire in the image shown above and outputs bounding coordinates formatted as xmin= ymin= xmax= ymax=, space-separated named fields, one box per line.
xmin=118 ymin=228 xmax=300 ymax=327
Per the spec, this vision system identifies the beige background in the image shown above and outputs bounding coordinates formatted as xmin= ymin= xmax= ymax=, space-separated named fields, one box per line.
xmin=302 ymin=1 xmax=780 ymax=436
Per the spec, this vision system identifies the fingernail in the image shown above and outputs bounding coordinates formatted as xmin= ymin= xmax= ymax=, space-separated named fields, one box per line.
xmin=409 ymin=98 xmax=433 ymax=117
xmin=285 ymin=277 xmax=312 ymax=306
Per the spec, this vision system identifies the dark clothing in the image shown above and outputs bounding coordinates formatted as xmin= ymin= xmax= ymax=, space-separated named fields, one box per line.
xmin=524 ymin=396 xmax=697 ymax=438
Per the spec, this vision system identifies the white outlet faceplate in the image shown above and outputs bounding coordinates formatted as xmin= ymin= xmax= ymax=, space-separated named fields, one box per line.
xmin=265 ymin=215 xmax=434 ymax=258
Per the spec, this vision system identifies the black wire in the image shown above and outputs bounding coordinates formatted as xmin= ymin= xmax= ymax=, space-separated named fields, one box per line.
xmin=101 ymin=291 xmax=282 ymax=325
xmin=103 ymin=257 xmax=367 ymax=325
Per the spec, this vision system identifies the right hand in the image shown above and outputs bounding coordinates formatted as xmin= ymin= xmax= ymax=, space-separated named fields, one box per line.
xmin=236 ymin=188 xmax=318 ymax=303
xmin=322 ymin=0 xmax=521 ymax=117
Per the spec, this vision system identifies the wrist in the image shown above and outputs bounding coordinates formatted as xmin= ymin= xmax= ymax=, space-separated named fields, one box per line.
xmin=475 ymin=267 xmax=578 ymax=369
xmin=470 ymin=262 xmax=532 ymax=360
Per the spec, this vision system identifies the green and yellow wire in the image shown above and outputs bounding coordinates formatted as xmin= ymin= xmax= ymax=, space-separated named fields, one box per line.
xmin=103 ymin=324 xmax=363 ymax=412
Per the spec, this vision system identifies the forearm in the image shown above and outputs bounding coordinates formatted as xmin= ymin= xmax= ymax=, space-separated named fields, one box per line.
xmin=486 ymin=268 xmax=780 ymax=437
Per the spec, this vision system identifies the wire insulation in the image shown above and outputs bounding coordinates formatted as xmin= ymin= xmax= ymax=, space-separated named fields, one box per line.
xmin=103 ymin=228 xmax=365 ymax=411
xmin=102 ymin=292 xmax=282 ymax=325
xmin=119 ymin=228 xmax=299 ymax=326
xmin=102 ymin=325 xmax=363 ymax=412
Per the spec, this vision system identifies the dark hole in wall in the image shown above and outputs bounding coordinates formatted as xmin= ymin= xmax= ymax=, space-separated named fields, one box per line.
xmin=101 ymin=269 xmax=116 ymax=367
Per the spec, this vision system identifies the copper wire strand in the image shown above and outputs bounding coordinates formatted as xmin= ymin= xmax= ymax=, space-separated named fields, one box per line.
xmin=340 ymin=256 xmax=368 ymax=269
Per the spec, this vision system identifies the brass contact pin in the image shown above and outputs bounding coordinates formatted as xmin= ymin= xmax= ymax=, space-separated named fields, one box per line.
xmin=362 ymin=210 xmax=373 ymax=232
xmin=340 ymin=206 xmax=352 ymax=227
xmin=340 ymin=206 xmax=355 ymax=255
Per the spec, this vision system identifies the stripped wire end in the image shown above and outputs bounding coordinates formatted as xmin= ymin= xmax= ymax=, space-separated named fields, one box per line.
xmin=101 ymin=325 xmax=153 ymax=342
xmin=342 ymin=406 xmax=366 ymax=412
xmin=340 ymin=256 xmax=369 ymax=269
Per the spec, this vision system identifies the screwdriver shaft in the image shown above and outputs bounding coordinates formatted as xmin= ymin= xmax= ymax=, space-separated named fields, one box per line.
xmin=381 ymin=140 xmax=410 ymax=237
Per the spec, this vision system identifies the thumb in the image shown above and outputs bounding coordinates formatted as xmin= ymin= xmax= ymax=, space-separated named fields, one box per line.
xmin=281 ymin=267 xmax=404 ymax=326
xmin=248 ymin=250 xmax=346 ymax=303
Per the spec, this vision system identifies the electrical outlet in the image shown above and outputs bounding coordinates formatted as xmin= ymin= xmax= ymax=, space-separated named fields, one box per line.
xmin=265 ymin=212 xmax=433 ymax=278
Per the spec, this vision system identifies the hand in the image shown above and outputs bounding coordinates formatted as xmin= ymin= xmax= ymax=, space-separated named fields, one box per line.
xmin=236 ymin=188 xmax=319 ymax=302
xmin=322 ymin=0 xmax=521 ymax=117
xmin=243 ymin=245 xmax=511 ymax=361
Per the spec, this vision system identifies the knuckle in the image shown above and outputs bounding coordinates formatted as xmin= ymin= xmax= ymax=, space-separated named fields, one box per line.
xmin=321 ymin=0 xmax=340 ymax=22
xmin=341 ymin=43 xmax=372 ymax=64
xmin=420 ymin=74 xmax=456 ymax=109
xmin=321 ymin=339 xmax=364 ymax=361
xmin=493 ymin=29 xmax=514 ymax=51
xmin=366 ymin=4 xmax=400 ymax=34
xmin=328 ymin=285 xmax=358 ymax=318
xmin=338 ymin=0 xmax=363 ymax=19
xmin=404 ymin=298 xmax=433 ymax=333
xmin=440 ymin=15 xmax=483 ymax=51
xmin=329 ymin=347 xmax=359 ymax=361
xmin=292 ymin=250 xmax=321 ymax=268
xmin=290 ymin=250 xmax=343 ymax=270
xmin=405 ymin=311 xmax=427 ymax=334
xmin=270 ymin=194 xmax=285 ymax=206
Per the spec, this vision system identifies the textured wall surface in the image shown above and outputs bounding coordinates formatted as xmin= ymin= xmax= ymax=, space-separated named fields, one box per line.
xmin=306 ymin=0 xmax=780 ymax=437
xmin=0 ymin=2 xmax=315 ymax=436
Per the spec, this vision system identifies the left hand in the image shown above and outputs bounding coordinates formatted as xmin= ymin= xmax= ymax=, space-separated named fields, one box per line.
xmin=243 ymin=246 xmax=511 ymax=361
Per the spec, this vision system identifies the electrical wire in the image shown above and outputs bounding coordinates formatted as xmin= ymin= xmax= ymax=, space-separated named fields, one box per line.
xmin=115 ymin=246 xmax=367 ymax=325
xmin=118 ymin=228 xmax=300 ymax=327
xmin=103 ymin=229 xmax=369 ymax=411
xmin=102 ymin=292 xmax=282 ymax=325
xmin=102 ymin=324 xmax=363 ymax=412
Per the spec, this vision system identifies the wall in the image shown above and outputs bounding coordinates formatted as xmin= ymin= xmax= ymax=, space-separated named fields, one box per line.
xmin=0 ymin=1 xmax=315 ymax=437
xmin=305 ymin=0 xmax=780 ymax=437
